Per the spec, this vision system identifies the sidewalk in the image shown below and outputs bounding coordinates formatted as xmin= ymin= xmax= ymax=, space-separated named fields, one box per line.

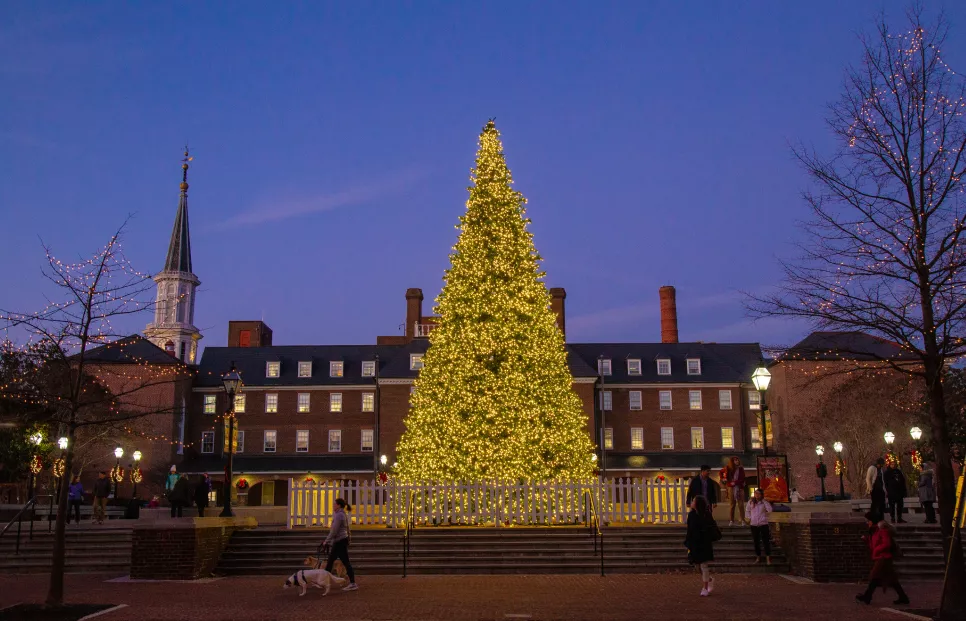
xmin=0 ymin=572 xmax=941 ymax=621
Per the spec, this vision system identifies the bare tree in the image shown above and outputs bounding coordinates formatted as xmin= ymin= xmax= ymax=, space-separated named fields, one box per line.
xmin=749 ymin=8 xmax=966 ymax=614
xmin=0 ymin=226 xmax=192 ymax=606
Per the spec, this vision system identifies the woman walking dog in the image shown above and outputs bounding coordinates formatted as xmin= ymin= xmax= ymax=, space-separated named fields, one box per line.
xmin=322 ymin=497 xmax=358 ymax=592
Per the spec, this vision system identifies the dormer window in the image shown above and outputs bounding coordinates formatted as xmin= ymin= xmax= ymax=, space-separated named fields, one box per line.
xmin=330 ymin=361 xmax=344 ymax=377
xmin=266 ymin=361 xmax=280 ymax=378
xmin=410 ymin=354 xmax=424 ymax=371
xmin=656 ymin=359 xmax=671 ymax=375
xmin=687 ymin=358 xmax=701 ymax=375
xmin=627 ymin=359 xmax=641 ymax=375
xmin=298 ymin=361 xmax=312 ymax=378
xmin=362 ymin=361 xmax=376 ymax=377
xmin=598 ymin=359 xmax=612 ymax=376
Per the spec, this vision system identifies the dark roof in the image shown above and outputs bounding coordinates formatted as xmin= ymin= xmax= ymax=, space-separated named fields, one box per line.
xmin=377 ymin=340 xmax=430 ymax=378
xmin=567 ymin=342 xmax=762 ymax=384
xmin=781 ymin=331 xmax=915 ymax=362
xmin=163 ymin=163 xmax=193 ymax=274
xmin=195 ymin=345 xmax=398 ymax=387
xmin=178 ymin=455 xmax=374 ymax=474
xmin=605 ymin=451 xmax=760 ymax=472
xmin=83 ymin=335 xmax=186 ymax=366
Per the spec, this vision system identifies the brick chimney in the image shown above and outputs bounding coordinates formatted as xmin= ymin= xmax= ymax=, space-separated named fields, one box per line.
xmin=550 ymin=288 xmax=566 ymax=338
xmin=659 ymin=286 xmax=679 ymax=344
xmin=405 ymin=288 xmax=423 ymax=341
xmin=228 ymin=320 xmax=273 ymax=347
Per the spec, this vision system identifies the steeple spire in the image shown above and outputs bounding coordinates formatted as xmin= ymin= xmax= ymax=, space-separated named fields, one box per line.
xmin=164 ymin=147 xmax=193 ymax=273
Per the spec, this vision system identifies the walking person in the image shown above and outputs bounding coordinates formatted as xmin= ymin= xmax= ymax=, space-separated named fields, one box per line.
xmin=746 ymin=488 xmax=773 ymax=565
xmin=92 ymin=471 xmax=111 ymax=524
xmin=686 ymin=465 xmax=721 ymax=511
xmin=918 ymin=462 xmax=937 ymax=524
xmin=884 ymin=462 xmax=907 ymax=524
xmin=194 ymin=475 xmax=209 ymax=517
xmin=684 ymin=495 xmax=718 ymax=597
xmin=67 ymin=476 xmax=84 ymax=525
xmin=169 ymin=471 xmax=189 ymax=518
xmin=727 ymin=456 xmax=747 ymax=526
xmin=856 ymin=512 xmax=910 ymax=606
xmin=865 ymin=458 xmax=888 ymax=517
xmin=322 ymin=498 xmax=358 ymax=591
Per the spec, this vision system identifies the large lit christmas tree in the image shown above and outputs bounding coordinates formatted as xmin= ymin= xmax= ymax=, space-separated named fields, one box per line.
xmin=395 ymin=120 xmax=594 ymax=483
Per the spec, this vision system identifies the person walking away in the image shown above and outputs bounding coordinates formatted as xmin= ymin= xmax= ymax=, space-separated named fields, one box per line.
xmin=884 ymin=462 xmax=907 ymax=524
xmin=684 ymin=495 xmax=718 ymax=596
xmin=727 ymin=456 xmax=747 ymax=526
xmin=92 ymin=472 xmax=111 ymax=524
xmin=918 ymin=462 xmax=937 ymax=524
xmin=194 ymin=475 xmax=209 ymax=517
xmin=686 ymin=465 xmax=721 ymax=511
xmin=169 ymin=472 xmax=189 ymax=518
xmin=322 ymin=498 xmax=358 ymax=591
xmin=856 ymin=512 xmax=910 ymax=605
xmin=865 ymin=458 xmax=888 ymax=517
xmin=67 ymin=476 xmax=84 ymax=525
xmin=746 ymin=488 xmax=773 ymax=564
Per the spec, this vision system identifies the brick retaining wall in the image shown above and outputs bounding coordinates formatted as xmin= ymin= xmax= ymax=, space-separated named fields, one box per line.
xmin=131 ymin=517 xmax=257 ymax=580
xmin=770 ymin=512 xmax=870 ymax=582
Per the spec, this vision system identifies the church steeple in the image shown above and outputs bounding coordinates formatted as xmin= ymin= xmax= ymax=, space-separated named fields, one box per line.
xmin=163 ymin=149 xmax=193 ymax=273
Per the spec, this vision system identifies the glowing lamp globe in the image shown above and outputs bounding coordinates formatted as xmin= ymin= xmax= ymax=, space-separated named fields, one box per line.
xmin=751 ymin=366 xmax=771 ymax=392
xmin=815 ymin=445 xmax=825 ymax=456
xmin=222 ymin=364 xmax=243 ymax=395
xmin=133 ymin=450 xmax=142 ymax=462
xmin=591 ymin=453 xmax=598 ymax=462
xmin=30 ymin=432 xmax=43 ymax=446
xmin=114 ymin=447 xmax=124 ymax=459
xmin=910 ymin=427 xmax=923 ymax=441
xmin=884 ymin=431 xmax=895 ymax=445
xmin=833 ymin=441 xmax=843 ymax=453
xmin=380 ymin=454 xmax=388 ymax=466
xmin=58 ymin=437 xmax=68 ymax=450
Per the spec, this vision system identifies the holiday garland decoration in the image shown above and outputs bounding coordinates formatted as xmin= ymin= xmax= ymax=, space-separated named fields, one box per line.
xmin=910 ymin=449 xmax=923 ymax=471
xmin=131 ymin=468 xmax=143 ymax=484
xmin=52 ymin=458 xmax=66 ymax=478
xmin=834 ymin=458 xmax=845 ymax=477
xmin=110 ymin=465 xmax=125 ymax=483
xmin=884 ymin=451 xmax=900 ymax=469
xmin=395 ymin=121 xmax=595 ymax=483
xmin=236 ymin=478 xmax=249 ymax=490
xmin=29 ymin=455 xmax=43 ymax=475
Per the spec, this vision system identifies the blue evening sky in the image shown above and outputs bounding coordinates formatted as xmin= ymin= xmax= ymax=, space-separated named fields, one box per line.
xmin=2 ymin=1 xmax=964 ymax=351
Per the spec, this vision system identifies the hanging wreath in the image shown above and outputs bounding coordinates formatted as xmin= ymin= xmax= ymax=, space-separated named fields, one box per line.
xmin=834 ymin=459 xmax=845 ymax=477
xmin=378 ymin=471 xmax=388 ymax=485
xmin=29 ymin=455 xmax=43 ymax=475
xmin=52 ymin=458 xmax=66 ymax=478
xmin=304 ymin=477 xmax=315 ymax=484
xmin=236 ymin=478 xmax=250 ymax=490
xmin=884 ymin=451 xmax=900 ymax=469
xmin=655 ymin=474 xmax=666 ymax=483
xmin=111 ymin=465 xmax=125 ymax=483
xmin=910 ymin=450 xmax=923 ymax=471
xmin=131 ymin=468 xmax=143 ymax=484
xmin=815 ymin=462 xmax=828 ymax=478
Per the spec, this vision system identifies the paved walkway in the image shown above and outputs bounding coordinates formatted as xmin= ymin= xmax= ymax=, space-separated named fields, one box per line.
xmin=0 ymin=573 xmax=941 ymax=620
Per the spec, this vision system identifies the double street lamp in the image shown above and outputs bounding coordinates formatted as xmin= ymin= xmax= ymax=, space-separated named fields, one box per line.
xmin=220 ymin=363 xmax=244 ymax=518
xmin=751 ymin=365 xmax=771 ymax=456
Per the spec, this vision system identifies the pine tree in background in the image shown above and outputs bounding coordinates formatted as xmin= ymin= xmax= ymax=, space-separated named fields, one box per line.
xmin=395 ymin=120 xmax=594 ymax=482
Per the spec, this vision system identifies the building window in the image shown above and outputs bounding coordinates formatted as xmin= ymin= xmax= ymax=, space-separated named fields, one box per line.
xmin=362 ymin=361 xmax=376 ymax=377
xmin=410 ymin=354 xmax=424 ymax=370
xmin=657 ymin=359 xmax=671 ymax=375
xmin=264 ymin=430 xmax=277 ymax=453
xmin=266 ymin=361 xmax=280 ymax=378
xmin=236 ymin=430 xmax=245 ymax=453
xmin=600 ymin=390 xmax=612 ymax=411
xmin=749 ymin=391 xmax=762 ymax=410
xmin=686 ymin=359 xmax=701 ymax=375
xmin=361 ymin=429 xmax=374 ymax=452
xmin=329 ymin=430 xmax=342 ymax=452
xmin=719 ymin=390 xmax=732 ymax=410
xmin=721 ymin=427 xmax=735 ymax=449
xmin=661 ymin=427 xmax=674 ymax=450
xmin=234 ymin=394 xmax=246 ymax=413
xmin=659 ymin=390 xmax=672 ymax=410
xmin=297 ymin=393 xmax=310 ymax=413
xmin=691 ymin=427 xmax=705 ymax=449
xmin=298 ymin=361 xmax=312 ymax=378
xmin=204 ymin=394 xmax=216 ymax=414
xmin=598 ymin=358 xmax=612 ymax=376
xmin=201 ymin=431 xmax=214 ymax=454
xmin=330 ymin=361 xmax=344 ymax=377
xmin=362 ymin=392 xmax=375 ymax=412
xmin=751 ymin=427 xmax=762 ymax=449
xmin=603 ymin=427 xmax=613 ymax=450
xmin=629 ymin=390 xmax=642 ymax=410
xmin=689 ymin=390 xmax=702 ymax=410
xmin=627 ymin=359 xmax=641 ymax=375
xmin=631 ymin=427 xmax=644 ymax=451
xmin=296 ymin=430 xmax=309 ymax=453
xmin=330 ymin=393 xmax=343 ymax=412
xmin=265 ymin=393 xmax=278 ymax=413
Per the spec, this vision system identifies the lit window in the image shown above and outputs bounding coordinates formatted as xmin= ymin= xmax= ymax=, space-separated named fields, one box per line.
xmin=298 ymin=361 xmax=312 ymax=378
xmin=600 ymin=390 xmax=612 ymax=411
xmin=719 ymin=390 xmax=732 ymax=410
xmin=362 ymin=392 xmax=375 ymax=412
xmin=201 ymin=431 xmax=214 ymax=454
xmin=330 ymin=361 xmax=344 ymax=377
xmin=749 ymin=391 xmax=762 ymax=411
xmin=661 ymin=427 xmax=674 ymax=450
xmin=627 ymin=359 xmax=641 ymax=375
xmin=689 ymin=390 xmax=702 ymax=410
xmin=330 ymin=393 xmax=343 ymax=412
xmin=234 ymin=394 xmax=246 ymax=413
xmin=751 ymin=427 xmax=762 ymax=449
xmin=659 ymin=390 xmax=672 ymax=410
xmin=328 ymin=429 xmax=342 ymax=452
xmin=721 ymin=427 xmax=735 ymax=449
xmin=264 ymin=430 xmax=277 ymax=453
xmin=691 ymin=427 xmax=705 ymax=449
xmin=657 ymin=359 xmax=671 ymax=375
xmin=297 ymin=393 xmax=310 ymax=413
xmin=629 ymin=390 xmax=642 ymax=410
xmin=296 ymin=430 xmax=309 ymax=453
xmin=204 ymin=394 xmax=217 ymax=414
xmin=236 ymin=431 xmax=245 ymax=453
xmin=598 ymin=359 xmax=612 ymax=376
xmin=361 ymin=429 xmax=374 ymax=452
xmin=603 ymin=427 xmax=613 ymax=450
xmin=362 ymin=361 xmax=376 ymax=377
xmin=265 ymin=393 xmax=278 ymax=414
xmin=410 ymin=354 xmax=424 ymax=370
xmin=686 ymin=359 xmax=701 ymax=375
xmin=266 ymin=361 xmax=280 ymax=378
xmin=631 ymin=427 xmax=644 ymax=451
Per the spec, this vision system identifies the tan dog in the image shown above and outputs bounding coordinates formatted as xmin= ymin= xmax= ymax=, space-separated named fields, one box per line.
xmin=303 ymin=555 xmax=349 ymax=580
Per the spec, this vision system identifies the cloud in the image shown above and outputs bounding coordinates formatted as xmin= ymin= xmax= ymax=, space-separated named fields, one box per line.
xmin=214 ymin=166 xmax=431 ymax=229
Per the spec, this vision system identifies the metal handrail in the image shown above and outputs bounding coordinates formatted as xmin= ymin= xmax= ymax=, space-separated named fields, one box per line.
xmin=402 ymin=489 xmax=415 ymax=577
xmin=584 ymin=488 xmax=604 ymax=577
xmin=0 ymin=497 xmax=38 ymax=555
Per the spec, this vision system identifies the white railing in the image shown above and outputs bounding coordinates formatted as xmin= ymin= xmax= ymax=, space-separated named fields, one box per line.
xmin=413 ymin=322 xmax=435 ymax=338
xmin=287 ymin=478 xmax=691 ymax=528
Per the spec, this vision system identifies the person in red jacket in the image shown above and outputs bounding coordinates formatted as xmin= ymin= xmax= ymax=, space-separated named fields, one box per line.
xmin=726 ymin=456 xmax=747 ymax=526
xmin=856 ymin=512 xmax=909 ymax=605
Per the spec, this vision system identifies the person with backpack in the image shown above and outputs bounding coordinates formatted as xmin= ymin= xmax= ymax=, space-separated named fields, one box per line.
xmin=856 ymin=512 xmax=909 ymax=606
xmin=684 ymin=495 xmax=720 ymax=597
xmin=322 ymin=497 xmax=358 ymax=592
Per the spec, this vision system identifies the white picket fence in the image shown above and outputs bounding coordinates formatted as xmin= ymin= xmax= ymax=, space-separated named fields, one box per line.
xmin=287 ymin=478 xmax=692 ymax=529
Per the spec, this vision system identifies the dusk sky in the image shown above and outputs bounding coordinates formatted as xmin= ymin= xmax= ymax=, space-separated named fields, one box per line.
xmin=3 ymin=1 xmax=965 ymax=352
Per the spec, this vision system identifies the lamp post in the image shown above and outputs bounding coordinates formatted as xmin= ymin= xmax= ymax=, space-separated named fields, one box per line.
xmin=884 ymin=431 xmax=896 ymax=467
xmin=598 ymin=355 xmax=607 ymax=479
xmin=909 ymin=427 xmax=923 ymax=471
xmin=27 ymin=432 xmax=43 ymax=503
xmin=113 ymin=447 xmax=123 ymax=500
xmin=55 ymin=437 xmax=68 ymax=513
xmin=751 ymin=365 xmax=771 ymax=456
xmin=220 ymin=363 xmax=243 ymax=518
xmin=816 ymin=445 xmax=827 ymax=501
xmin=132 ymin=450 xmax=142 ymax=498
xmin=833 ymin=441 xmax=845 ymax=499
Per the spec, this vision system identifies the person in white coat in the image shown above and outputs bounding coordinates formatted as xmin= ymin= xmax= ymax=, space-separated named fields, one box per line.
xmin=865 ymin=458 xmax=888 ymax=517
xmin=746 ymin=488 xmax=773 ymax=564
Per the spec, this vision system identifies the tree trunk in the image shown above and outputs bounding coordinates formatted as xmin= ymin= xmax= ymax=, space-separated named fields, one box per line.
xmin=45 ymin=422 xmax=75 ymax=606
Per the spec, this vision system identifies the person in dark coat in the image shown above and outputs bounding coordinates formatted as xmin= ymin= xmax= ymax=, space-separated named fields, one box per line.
xmin=856 ymin=512 xmax=909 ymax=605
xmin=169 ymin=473 xmax=190 ymax=518
xmin=884 ymin=463 xmax=908 ymax=524
xmin=194 ymin=476 xmax=210 ymax=517
xmin=918 ymin=463 xmax=937 ymax=524
xmin=686 ymin=465 xmax=721 ymax=510
xmin=684 ymin=495 xmax=716 ymax=597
